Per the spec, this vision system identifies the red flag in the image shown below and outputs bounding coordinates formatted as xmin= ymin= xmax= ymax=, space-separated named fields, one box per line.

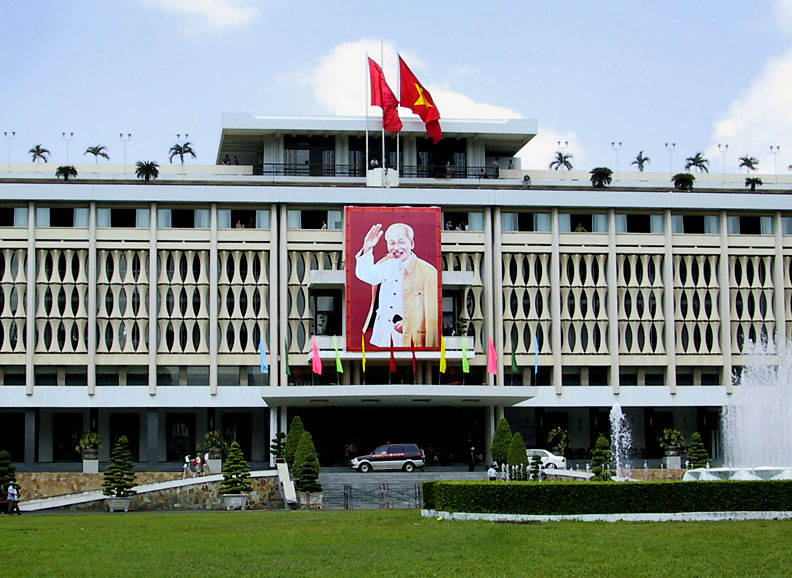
xmin=368 ymin=57 xmax=402 ymax=133
xmin=411 ymin=336 xmax=417 ymax=374
xmin=399 ymin=56 xmax=442 ymax=143
xmin=389 ymin=336 xmax=397 ymax=374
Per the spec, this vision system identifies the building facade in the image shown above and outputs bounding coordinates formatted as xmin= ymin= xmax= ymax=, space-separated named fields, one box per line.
xmin=1 ymin=115 xmax=788 ymax=469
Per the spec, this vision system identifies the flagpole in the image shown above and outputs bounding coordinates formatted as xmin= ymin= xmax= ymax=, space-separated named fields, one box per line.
xmin=380 ymin=40 xmax=386 ymax=187
xmin=365 ymin=52 xmax=369 ymax=178
xmin=396 ymin=52 xmax=400 ymax=178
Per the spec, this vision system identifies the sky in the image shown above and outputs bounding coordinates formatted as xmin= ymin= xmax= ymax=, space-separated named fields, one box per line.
xmin=2 ymin=1 xmax=792 ymax=174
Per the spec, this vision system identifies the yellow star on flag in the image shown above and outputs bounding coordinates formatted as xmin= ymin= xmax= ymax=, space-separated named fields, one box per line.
xmin=413 ymin=84 xmax=433 ymax=109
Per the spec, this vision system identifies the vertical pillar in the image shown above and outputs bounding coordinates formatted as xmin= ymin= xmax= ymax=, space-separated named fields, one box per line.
xmin=209 ymin=204 xmax=218 ymax=395
xmin=550 ymin=208 xmax=563 ymax=393
xmin=87 ymin=202 xmax=97 ymax=395
xmin=269 ymin=406 xmax=278 ymax=466
xmin=483 ymin=207 xmax=495 ymax=385
xmin=147 ymin=408 xmax=159 ymax=469
xmin=493 ymin=207 xmax=505 ymax=387
xmin=663 ymin=210 xmax=677 ymax=393
xmin=278 ymin=407 xmax=288 ymax=435
xmin=25 ymin=201 xmax=35 ymax=395
xmin=607 ymin=209 xmax=620 ymax=393
xmin=148 ymin=202 xmax=158 ymax=395
xmin=774 ymin=212 xmax=786 ymax=344
xmin=719 ymin=211 xmax=733 ymax=392
xmin=279 ymin=205 xmax=289 ymax=386
xmin=484 ymin=406 xmax=495 ymax=464
xmin=269 ymin=203 xmax=279 ymax=384
xmin=24 ymin=408 xmax=37 ymax=466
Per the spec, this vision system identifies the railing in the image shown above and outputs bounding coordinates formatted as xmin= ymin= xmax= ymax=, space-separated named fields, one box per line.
xmin=255 ymin=162 xmax=504 ymax=180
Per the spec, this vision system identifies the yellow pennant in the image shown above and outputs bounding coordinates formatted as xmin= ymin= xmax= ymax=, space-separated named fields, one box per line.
xmin=439 ymin=336 xmax=447 ymax=374
xmin=361 ymin=333 xmax=367 ymax=373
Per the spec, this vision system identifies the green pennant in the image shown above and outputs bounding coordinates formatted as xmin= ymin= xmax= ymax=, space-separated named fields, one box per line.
xmin=511 ymin=338 xmax=518 ymax=373
xmin=461 ymin=334 xmax=470 ymax=374
xmin=333 ymin=336 xmax=344 ymax=374
xmin=284 ymin=344 xmax=291 ymax=376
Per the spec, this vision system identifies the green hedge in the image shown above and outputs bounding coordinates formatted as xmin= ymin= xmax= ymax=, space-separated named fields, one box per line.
xmin=422 ymin=480 xmax=792 ymax=515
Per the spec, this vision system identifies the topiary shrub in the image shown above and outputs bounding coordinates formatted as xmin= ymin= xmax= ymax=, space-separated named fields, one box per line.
xmin=491 ymin=418 xmax=511 ymax=465
xmin=270 ymin=431 xmax=286 ymax=460
xmin=102 ymin=436 xmax=136 ymax=498
xmin=591 ymin=434 xmax=613 ymax=481
xmin=293 ymin=431 xmax=318 ymax=490
xmin=687 ymin=432 xmax=711 ymax=469
xmin=507 ymin=432 xmax=528 ymax=468
xmin=298 ymin=454 xmax=323 ymax=493
xmin=530 ymin=453 xmax=543 ymax=480
xmin=285 ymin=416 xmax=305 ymax=467
xmin=219 ymin=441 xmax=252 ymax=495
xmin=0 ymin=449 xmax=17 ymax=500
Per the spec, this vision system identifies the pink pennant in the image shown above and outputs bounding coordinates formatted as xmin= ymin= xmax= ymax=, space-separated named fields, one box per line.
xmin=312 ymin=337 xmax=323 ymax=375
xmin=487 ymin=336 xmax=498 ymax=375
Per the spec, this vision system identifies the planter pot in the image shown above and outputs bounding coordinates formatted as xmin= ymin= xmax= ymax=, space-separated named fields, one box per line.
xmin=82 ymin=458 xmax=99 ymax=474
xmin=82 ymin=448 xmax=99 ymax=460
xmin=208 ymin=448 xmax=223 ymax=459
xmin=222 ymin=494 xmax=249 ymax=511
xmin=299 ymin=492 xmax=323 ymax=510
xmin=663 ymin=446 xmax=680 ymax=457
xmin=106 ymin=497 xmax=132 ymax=512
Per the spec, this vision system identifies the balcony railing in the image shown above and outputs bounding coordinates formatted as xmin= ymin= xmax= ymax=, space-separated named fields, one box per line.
xmin=255 ymin=163 xmax=504 ymax=180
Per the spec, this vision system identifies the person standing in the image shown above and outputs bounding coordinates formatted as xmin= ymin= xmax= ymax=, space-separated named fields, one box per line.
xmin=6 ymin=483 xmax=20 ymax=514
xmin=487 ymin=463 xmax=498 ymax=481
xmin=468 ymin=446 xmax=476 ymax=472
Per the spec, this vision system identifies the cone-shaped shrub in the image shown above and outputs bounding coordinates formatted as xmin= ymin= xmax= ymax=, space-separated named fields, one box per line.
xmin=491 ymin=418 xmax=512 ymax=465
xmin=591 ymin=434 xmax=613 ymax=481
xmin=102 ymin=436 xmax=137 ymax=497
xmin=530 ymin=453 xmax=543 ymax=480
xmin=270 ymin=431 xmax=286 ymax=460
xmin=687 ymin=432 xmax=711 ymax=469
xmin=219 ymin=441 xmax=252 ymax=494
xmin=298 ymin=454 xmax=322 ymax=493
xmin=507 ymin=432 xmax=528 ymax=467
xmin=285 ymin=416 xmax=305 ymax=467
xmin=293 ymin=431 xmax=317 ymax=490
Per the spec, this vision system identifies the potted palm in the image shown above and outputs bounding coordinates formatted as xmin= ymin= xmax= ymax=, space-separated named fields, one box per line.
xmin=658 ymin=428 xmax=685 ymax=469
xmin=203 ymin=430 xmax=227 ymax=473
xmin=219 ymin=441 xmax=252 ymax=510
xmin=76 ymin=431 xmax=103 ymax=473
xmin=102 ymin=436 xmax=136 ymax=511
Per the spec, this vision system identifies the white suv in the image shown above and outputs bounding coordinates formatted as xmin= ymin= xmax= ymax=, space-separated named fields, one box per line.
xmin=525 ymin=449 xmax=567 ymax=469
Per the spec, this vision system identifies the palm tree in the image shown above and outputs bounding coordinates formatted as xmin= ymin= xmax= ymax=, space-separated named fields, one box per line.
xmin=29 ymin=144 xmax=50 ymax=163
xmin=631 ymin=151 xmax=650 ymax=172
xmin=85 ymin=145 xmax=110 ymax=163
xmin=745 ymin=177 xmax=763 ymax=192
xmin=672 ymin=172 xmax=695 ymax=191
xmin=684 ymin=152 xmax=709 ymax=173
xmin=135 ymin=161 xmax=159 ymax=181
xmin=169 ymin=142 xmax=196 ymax=165
xmin=548 ymin=151 xmax=573 ymax=171
xmin=55 ymin=165 xmax=78 ymax=180
xmin=589 ymin=167 xmax=613 ymax=188
xmin=738 ymin=156 xmax=759 ymax=174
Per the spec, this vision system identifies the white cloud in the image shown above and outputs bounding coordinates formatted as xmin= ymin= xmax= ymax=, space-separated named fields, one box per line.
xmin=138 ymin=0 xmax=257 ymax=29
xmin=516 ymin=127 xmax=586 ymax=170
xmin=307 ymin=39 xmax=521 ymax=119
xmin=708 ymin=47 xmax=792 ymax=173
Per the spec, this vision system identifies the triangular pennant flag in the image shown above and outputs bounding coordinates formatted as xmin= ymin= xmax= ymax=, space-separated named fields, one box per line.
xmin=511 ymin=337 xmax=518 ymax=373
xmin=487 ymin=336 xmax=497 ymax=375
xmin=259 ymin=336 xmax=269 ymax=374
xmin=361 ymin=333 xmax=367 ymax=373
xmin=461 ymin=333 xmax=470 ymax=374
xmin=411 ymin=336 xmax=417 ymax=375
xmin=439 ymin=336 xmax=447 ymax=374
xmin=389 ymin=335 xmax=397 ymax=374
xmin=534 ymin=334 xmax=540 ymax=376
xmin=284 ymin=344 xmax=291 ymax=376
xmin=311 ymin=337 xmax=322 ymax=375
xmin=333 ymin=336 xmax=344 ymax=374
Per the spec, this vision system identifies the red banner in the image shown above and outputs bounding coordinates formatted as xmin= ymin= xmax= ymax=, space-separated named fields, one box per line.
xmin=346 ymin=206 xmax=443 ymax=351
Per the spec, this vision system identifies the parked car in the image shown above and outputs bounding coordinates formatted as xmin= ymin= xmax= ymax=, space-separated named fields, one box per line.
xmin=350 ymin=443 xmax=426 ymax=472
xmin=525 ymin=448 xmax=567 ymax=469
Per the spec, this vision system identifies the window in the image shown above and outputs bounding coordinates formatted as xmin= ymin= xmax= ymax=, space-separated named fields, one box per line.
xmin=443 ymin=211 xmax=483 ymax=231
xmin=559 ymin=213 xmax=607 ymax=233
xmin=501 ymin=212 xmax=551 ymax=232
xmin=218 ymin=209 xmax=270 ymax=229
xmin=783 ymin=217 xmax=792 ymax=235
xmin=0 ymin=207 xmax=27 ymax=227
xmin=311 ymin=289 xmax=342 ymax=336
xmin=97 ymin=208 xmax=150 ymax=228
xmin=36 ymin=207 xmax=89 ymax=227
xmin=672 ymin=215 xmax=719 ymax=234
xmin=126 ymin=367 xmax=149 ymax=386
xmin=727 ymin=215 xmax=773 ymax=235
xmin=287 ymin=209 xmax=342 ymax=230
xmin=615 ymin=214 xmax=664 ymax=233
xmin=1 ymin=366 xmax=25 ymax=385
xmin=157 ymin=209 xmax=209 ymax=228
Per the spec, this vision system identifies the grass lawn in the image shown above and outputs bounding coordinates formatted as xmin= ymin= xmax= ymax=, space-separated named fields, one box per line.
xmin=3 ymin=510 xmax=792 ymax=577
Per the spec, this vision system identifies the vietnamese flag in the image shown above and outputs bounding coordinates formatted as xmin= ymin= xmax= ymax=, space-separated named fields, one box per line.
xmin=368 ymin=57 xmax=402 ymax=133
xmin=399 ymin=56 xmax=442 ymax=143
xmin=411 ymin=336 xmax=417 ymax=375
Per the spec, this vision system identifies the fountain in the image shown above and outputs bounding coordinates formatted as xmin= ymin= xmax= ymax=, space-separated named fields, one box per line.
xmin=685 ymin=338 xmax=792 ymax=481
xmin=609 ymin=402 xmax=633 ymax=480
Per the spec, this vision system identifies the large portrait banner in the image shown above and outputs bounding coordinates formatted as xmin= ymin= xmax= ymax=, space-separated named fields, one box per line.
xmin=346 ymin=206 xmax=443 ymax=351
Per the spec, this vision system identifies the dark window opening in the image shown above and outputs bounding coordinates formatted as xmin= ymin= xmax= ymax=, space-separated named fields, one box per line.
xmin=312 ymin=289 xmax=343 ymax=336
xmin=301 ymin=210 xmax=328 ymax=230
xmin=626 ymin=214 xmax=651 ymax=233
xmin=676 ymin=368 xmax=694 ymax=385
xmin=111 ymin=209 xmax=137 ymax=227
xmin=284 ymin=135 xmax=335 ymax=176
xmin=110 ymin=413 xmax=140 ymax=461
xmin=3 ymin=367 xmax=25 ymax=385
xmin=562 ymin=368 xmax=581 ymax=386
xmin=619 ymin=371 xmax=638 ymax=386
xmin=171 ymin=209 xmax=195 ymax=228
xmin=53 ymin=413 xmax=82 ymax=462
xmin=0 ymin=413 xmax=24 ymax=460
xmin=50 ymin=208 xmax=75 ymax=227
xmin=645 ymin=371 xmax=665 ymax=386
xmin=701 ymin=372 xmax=720 ymax=386
xmin=442 ymin=290 xmax=464 ymax=336
xmin=588 ymin=367 xmax=608 ymax=385
xmin=570 ymin=214 xmax=593 ymax=232
xmin=682 ymin=215 xmax=705 ymax=234
xmin=443 ymin=211 xmax=469 ymax=231
xmin=97 ymin=372 xmax=119 ymax=386
xmin=230 ymin=209 xmax=256 ymax=230
xmin=166 ymin=413 xmax=195 ymax=461
xmin=127 ymin=368 xmax=148 ymax=386
xmin=739 ymin=216 xmax=761 ymax=235
xmin=0 ymin=208 xmax=14 ymax=226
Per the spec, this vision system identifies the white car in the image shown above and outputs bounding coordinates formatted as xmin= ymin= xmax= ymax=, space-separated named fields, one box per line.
xmin=525 ymin=449 xmax=567 ymax=469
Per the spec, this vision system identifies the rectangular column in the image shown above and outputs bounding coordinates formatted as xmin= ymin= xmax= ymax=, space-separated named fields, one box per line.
xmin=279 ymin=205 xmax=289 ymax=386
xmin=209 ymin=204 xmax=218 ymax=395
xmin=607 ymin=210 xmax=620 ymax=393
xmin=493 ymin=207 xmax=505 ymax=387
xmin=147 ymin=409 xmax=159 ymax=469
xmin=24 ymin=408 xmax=37 ymax=466
xmin=148 ymin=202 xmax=158 ymax=395
xmin=774 ymin=212 xmax=786 ymax=343
xmin=550 ymin=208 xmax=563 ymax=393
xmin=87 ymin=202 xmax=97 ymax=395
xmin=25 ymin=201 xmax=35 ymax=395
xmin=719 ymin=211 xmax=733 ymax=392
xmin=268 ymin=203 xmax=279 ymax=384
xmin=663 ymin=210 xmax=677 ymax=393
xmin=483 ymin=207 xmax=495 ymax=386
xmin=269 ymin=406 xmax=278 ymax=466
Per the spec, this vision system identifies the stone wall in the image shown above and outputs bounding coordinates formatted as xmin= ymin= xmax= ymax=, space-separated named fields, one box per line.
xmin=17 ymin=472 xmax=182 ymax=500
